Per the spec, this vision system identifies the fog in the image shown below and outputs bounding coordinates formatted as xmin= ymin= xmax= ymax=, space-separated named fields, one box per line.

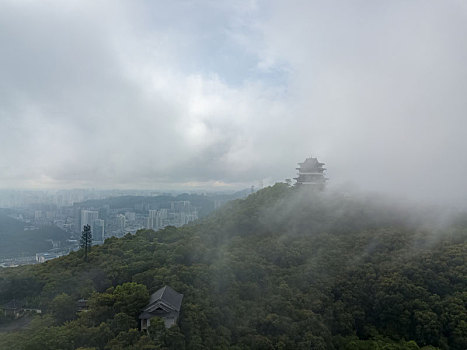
xmin=1 ymin=1 xmax=466 ymax=205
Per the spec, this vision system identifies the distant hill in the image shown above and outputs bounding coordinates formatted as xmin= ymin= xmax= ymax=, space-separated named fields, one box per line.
xmin=75 ymin=190 xmax=250 ymax=217
xmin=0 ymin=184 xmax=465 ymax=349
xmin=0 ymin=212 xmax=68 ymax=259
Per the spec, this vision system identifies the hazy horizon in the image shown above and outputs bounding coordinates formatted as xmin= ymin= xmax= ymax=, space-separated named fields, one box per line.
xmin=1 ymin=1 xmax=466 ymax=205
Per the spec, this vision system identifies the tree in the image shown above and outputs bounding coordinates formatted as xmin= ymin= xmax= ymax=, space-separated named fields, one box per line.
xmin=111 ymin=312 xmax=137 ymax=334
xmin=113 ymin=282 xmax=149 ymax=317
xmin=50 ymin=292 xmax=76 ymax=324
xmin=81 ymin=224 xmax=92 ymax=261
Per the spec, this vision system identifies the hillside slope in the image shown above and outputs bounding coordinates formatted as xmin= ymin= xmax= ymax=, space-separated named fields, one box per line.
xmin=0 ymin=212 xmax=69 ymax=259
xmin=0 ymin=184 xmax=466 ymax=349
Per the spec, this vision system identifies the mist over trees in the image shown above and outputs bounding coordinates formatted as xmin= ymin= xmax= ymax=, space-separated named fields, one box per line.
xmin=0 ymin=184 xmax=466 ymax=349
xmin=1 ymin=1 xmax=466 ymax=348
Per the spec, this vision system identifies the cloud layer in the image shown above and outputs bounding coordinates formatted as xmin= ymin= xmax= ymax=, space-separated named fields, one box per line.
xmin=0 ymin=0 xmax=466 ymax=203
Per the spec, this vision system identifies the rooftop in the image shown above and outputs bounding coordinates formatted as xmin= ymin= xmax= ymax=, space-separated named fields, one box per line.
xmin=145 ymin=285 xmax=183 ymax=312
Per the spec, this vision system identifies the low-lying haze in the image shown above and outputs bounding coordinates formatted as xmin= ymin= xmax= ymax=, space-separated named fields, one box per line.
xmin=1 ymin=0 xmax=466 ymax=204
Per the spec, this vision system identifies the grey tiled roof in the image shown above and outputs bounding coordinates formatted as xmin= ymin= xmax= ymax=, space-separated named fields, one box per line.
xmin=147 ymin=285 xmax=183 ymax=312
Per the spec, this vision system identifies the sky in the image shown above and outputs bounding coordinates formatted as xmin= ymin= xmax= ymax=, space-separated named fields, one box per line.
xmin=0 ymin=0 xmax=466 ymax=203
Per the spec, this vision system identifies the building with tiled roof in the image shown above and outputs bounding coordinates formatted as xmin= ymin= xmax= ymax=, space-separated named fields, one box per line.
xmin=294 ymin=156 xmax=327 ymax=189
xmin=139 ymin=285 xmax=183 ymax=330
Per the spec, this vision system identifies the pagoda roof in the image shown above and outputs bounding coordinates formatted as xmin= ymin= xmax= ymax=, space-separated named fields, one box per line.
xmin=298 ymin=157 xmax=324 ymax=166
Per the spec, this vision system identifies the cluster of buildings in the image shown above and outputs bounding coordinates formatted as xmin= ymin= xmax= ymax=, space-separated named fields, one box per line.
xmin=1 ymin=198 xmax=201 ymax=267
xmin=72 ymin=200 xmax=199 ymax=244
xmin=146 ymin=201 xmax=198 ymax=231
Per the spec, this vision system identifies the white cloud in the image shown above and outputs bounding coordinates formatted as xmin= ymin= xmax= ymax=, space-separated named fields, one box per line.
xmin=245 ymin=0 xmax=467 ymax=202
xmin=0 ymin=0 xmax=466 ymax=204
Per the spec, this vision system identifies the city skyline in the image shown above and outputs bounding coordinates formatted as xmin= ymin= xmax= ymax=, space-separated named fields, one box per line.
xmin=0 ymin=189 xmax=233 ymax=266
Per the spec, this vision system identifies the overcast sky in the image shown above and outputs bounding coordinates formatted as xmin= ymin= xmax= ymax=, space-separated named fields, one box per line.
xmin=1 ymin=0 xmax=466 ymax=202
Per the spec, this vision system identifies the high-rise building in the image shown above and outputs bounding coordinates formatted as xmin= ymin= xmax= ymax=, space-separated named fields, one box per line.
xmin=73 ymin=207 xmax=82 ymax=233
xmin=157 ymin=209 xmax=168 ymax=229
xmin=34 ymin=210 xmax=42 ymax=220
xmin=147 ymin=210 xmax=158 ymax=230
xmin=93 ymin=219 xmax=105 ymax=242
xmin=116 ymin=214 xmax=126 ymax=234
xmin=81 ymin=210 xmax=99 ymax=231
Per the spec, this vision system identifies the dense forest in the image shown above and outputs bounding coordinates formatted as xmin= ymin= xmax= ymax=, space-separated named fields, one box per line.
xmin=0 ymin=184 xmax=465 ymax=349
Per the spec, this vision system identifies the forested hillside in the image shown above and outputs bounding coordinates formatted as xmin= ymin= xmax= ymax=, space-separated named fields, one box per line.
xmin=0 ymin=184 xmax=465 ymax=349
xmin=0 ymin=212 xmax=68 ymax=258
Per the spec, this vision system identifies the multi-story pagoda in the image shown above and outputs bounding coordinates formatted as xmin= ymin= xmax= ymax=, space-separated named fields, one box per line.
xmin=294 ymin=156 xmax=327 ymax=189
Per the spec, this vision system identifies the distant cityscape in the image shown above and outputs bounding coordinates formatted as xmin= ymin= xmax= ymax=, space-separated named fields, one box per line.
xmin=0 ymin=188 xmax=248 ymax=267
